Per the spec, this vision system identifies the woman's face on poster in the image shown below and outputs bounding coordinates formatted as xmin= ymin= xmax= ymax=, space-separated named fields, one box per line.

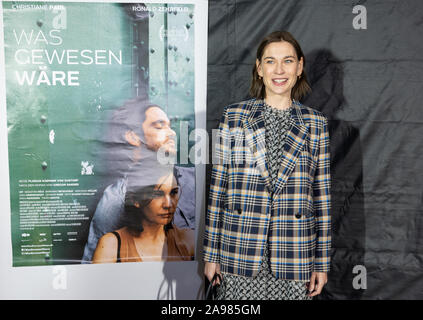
xmin=134 ymin=173 xmax=180 ymax=226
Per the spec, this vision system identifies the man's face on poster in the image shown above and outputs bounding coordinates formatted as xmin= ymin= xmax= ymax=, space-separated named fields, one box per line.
xmin=142 ymin=106 xmax=177 ymax=155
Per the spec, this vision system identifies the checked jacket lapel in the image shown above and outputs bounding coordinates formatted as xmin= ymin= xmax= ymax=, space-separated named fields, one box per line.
xmin=243 ymin=99 xmax=272 ymax=192
xmin=273 ymin=102 xmax=310 ymax=195
xmin=243 ymin=99 xmax=310 ymax=195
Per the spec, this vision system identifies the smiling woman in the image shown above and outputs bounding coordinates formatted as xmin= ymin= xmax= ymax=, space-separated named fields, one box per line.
xmin=256 ymin=41 xmax=303 ymax=105
xmin=204 ymin=31 xmax=331 ymax=300
xmin=92 ymin=157 xmax=194 ymax=263
xmin=250 ymin=31 xmax=311 ymax=108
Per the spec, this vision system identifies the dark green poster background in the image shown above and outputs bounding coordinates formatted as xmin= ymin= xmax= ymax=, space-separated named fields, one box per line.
xmin=2 ymin=1 xmax=195 ymax=266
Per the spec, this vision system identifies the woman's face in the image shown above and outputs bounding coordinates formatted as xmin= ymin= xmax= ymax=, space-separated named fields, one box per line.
xmin=256 ymin=41 xmax=303 ymax=101
xmin=135 ymin=174 xmax=180 ymax=226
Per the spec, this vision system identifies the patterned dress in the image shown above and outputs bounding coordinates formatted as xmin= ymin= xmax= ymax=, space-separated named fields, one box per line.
xmin=216 ymin=102 xmax=312 ymax=300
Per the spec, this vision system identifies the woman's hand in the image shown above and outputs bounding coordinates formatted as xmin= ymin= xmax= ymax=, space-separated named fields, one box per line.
xmin=204 ymin=262 xmax=222 ymax=285
xmin=307 ymin=272 xmax=328 ymax=297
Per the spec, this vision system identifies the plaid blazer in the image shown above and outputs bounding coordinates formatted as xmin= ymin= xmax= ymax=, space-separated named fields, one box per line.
xmin=203 ymin=98 xmax=331 ymax=281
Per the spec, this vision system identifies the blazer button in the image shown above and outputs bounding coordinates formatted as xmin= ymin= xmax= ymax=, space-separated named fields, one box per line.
xmin=295 ymin=212 xmax=302 ymax=219
xmin=237 ymin=208 xmax=242 ymax=214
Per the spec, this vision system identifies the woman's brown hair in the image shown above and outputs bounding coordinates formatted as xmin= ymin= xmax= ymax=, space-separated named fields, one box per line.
xmin=249 ymin=31 xmax=311 ymax=101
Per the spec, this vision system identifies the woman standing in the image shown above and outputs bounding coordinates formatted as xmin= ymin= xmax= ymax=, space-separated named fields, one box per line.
xmin=204 ymin=31 xmax=331 ymax=300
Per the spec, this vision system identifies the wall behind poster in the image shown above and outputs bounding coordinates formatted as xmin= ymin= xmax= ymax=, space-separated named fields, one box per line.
xmin=207 ymin=0 xmax=423 ymax=299
xmin=0 ymin=0 xmax=208 ymax=299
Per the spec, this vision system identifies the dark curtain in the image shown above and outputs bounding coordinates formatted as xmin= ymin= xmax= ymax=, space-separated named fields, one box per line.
xmin=206 ymin=0 xmax=423 ymax=299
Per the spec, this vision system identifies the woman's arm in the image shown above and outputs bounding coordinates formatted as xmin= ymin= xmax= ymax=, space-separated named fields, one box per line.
xmin=307 ymin=115 xmax=331 ymax=297
xmin=203 ymin=106 xmax=230 ymax=265
xmin=313 ymin=116 xmax=332 ymax=273
xmin=91 ymin=232 xmax=119 ymax=264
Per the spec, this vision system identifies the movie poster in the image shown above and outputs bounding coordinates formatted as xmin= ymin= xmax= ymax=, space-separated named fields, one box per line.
xmin=2 ymin=1 xmax=197 ymax=267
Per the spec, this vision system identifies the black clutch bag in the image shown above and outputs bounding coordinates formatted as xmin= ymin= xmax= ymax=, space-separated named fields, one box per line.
xmin=205 ymin=273 xmax=223 ymax=300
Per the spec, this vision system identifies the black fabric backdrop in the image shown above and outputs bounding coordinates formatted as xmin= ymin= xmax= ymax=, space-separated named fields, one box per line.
xmin=206 ymin=0 xmax=423 ymax=299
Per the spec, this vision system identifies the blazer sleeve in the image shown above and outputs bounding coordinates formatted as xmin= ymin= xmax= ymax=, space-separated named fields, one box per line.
xmin=203 ymin=106 xmax=231 ymax=263
xmin=313 ymin=116 xmax=332 ymax=273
